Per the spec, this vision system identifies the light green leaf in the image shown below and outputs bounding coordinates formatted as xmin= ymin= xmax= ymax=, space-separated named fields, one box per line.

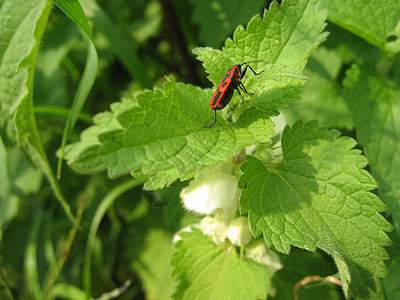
xmin=132 ymin=228 xmax=175 ymax=300
xmin=65 ymin=76 xmax=274 ymax=190
xmin=282 ymin=47 xmax=353 ymax=129
xmin=344 ymin=63 xmax=400 ymax=236
xmin=172 ymin=228 xmax=269 ymax=300
xmin=223 ymin=0 xmax=327 ymax=70
xmin=0 ymin=138 xmax=18 ymax=240
xmin=194 ymin=0 xmax=327 ymax=115
xmin=0 ymin=0 xmax=75 ymax=223
xmin=321 ymin=0 xmax=400 ymax=53
xmin=0 ymin=140 xmax=42 ymax=240
xmin=239 ymin=121 xmax=392 ymax=299
xmin=190 ymin=0 xmax=266 ymax=48
xmin=0 ymin=0 xmax=47 ymax=121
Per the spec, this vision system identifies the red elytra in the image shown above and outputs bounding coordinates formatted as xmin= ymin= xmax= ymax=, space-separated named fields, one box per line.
xmin=205 ymin=62 xmax=264 ymax=128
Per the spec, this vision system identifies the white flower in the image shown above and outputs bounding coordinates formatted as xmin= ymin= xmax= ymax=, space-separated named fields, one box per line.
xmin=245 ymin=239 xmax=283 ymax=296
xmin=199 ymin=214 xmax=228 ymax=245
xmin=227 ymin=216 xmax=253 ymax=246
xmin=180 ymin=164 xmax=240 ymax=214
xmin=244 ymin=144 xmax=257 ymax=155
xmin=246 ymin=239 xmax=283 ymax=276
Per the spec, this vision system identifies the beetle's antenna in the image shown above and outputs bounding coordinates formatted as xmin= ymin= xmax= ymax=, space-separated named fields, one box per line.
xmin=240 ymin=60 xmax=265 ymax=65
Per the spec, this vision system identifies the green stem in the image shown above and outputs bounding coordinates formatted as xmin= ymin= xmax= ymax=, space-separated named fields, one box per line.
xmin=239 ymin=245 xmax=244 ymax=260
xmin=34 ymin=106 xmax=93 ymax=125
xmin=42 ymin=197 xmax=86 ymax=300
xmin=83 ymin=179 xmax=145 ymax=297
xmin=0 ymin=268 xmax=15 ymax=300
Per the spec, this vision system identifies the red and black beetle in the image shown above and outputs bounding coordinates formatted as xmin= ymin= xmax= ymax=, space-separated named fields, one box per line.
xmin=205 ymin=62 xmax=264 ymax=128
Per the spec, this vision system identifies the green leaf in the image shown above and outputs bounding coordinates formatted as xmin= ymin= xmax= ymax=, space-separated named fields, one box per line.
xmin=382 ymin=232 xmax=400 ymax=299
xmin=65 ymin=76 xmax=274 ymax=190
xmin=0 ymin=138 xmax=18 ymax=240
xmin=324 ymin=23 xmax=381 ymax=65
xmin=239 ymin=121 xmax=392 ymax=299
xmin=172 ymin=228 xmax=269 ymax=300
xmin=0 ymin=139 xmax=43 ymax=240
xmin=0 ymin=0 xmax=75 ymax=223
xmin=343 ymin=63 xmax=400 ymax=236
xmin=132 ymin=228 xmax=175 ymax=300
xmin=282 ymin=47 xmax=353 ymax=129
xmin=190 ymin=0 xmax=266 ymax=48
xmin=194 ymin=0 xmax=327 ymax=115
xmin=0 ymin=0 xmax=47 ymax=121
xmin=320 ymin=0 xmax=400 ymax=53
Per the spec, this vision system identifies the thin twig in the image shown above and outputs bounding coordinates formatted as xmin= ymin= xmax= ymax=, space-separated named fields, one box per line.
xmin=95 ymin=279 xmax=133 ymax=300
xmin=42 ymin=197 xmax=86 ymax=300
xmin=294 ymin=275 xmax=342 ymax=300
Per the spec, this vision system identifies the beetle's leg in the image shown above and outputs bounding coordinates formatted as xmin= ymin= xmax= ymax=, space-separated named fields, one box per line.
xmin=204 ymin=110 xmax=217 ymax=128
xmin=238 ymin=81 xmax=253 ymax=96
xmin=240 ymin=65 xmax=265 ymax=80
xmin=236 ymin=87 xmax=245 ymax=107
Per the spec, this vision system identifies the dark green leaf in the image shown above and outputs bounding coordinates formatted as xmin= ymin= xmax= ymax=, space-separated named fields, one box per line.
xmin=239 ymin=121 xmax=392 ymax=299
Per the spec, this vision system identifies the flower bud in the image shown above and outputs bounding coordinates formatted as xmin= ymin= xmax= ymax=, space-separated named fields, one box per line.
xmin=246 ymin=239 xmax=282 ymax=276
xmin=227 ymin=216 xmax=253 ymax=246
xmin=200 ymin=215 xmax=228 ymax=245
xmin=180 ymin=164 xmax=240 ymax=214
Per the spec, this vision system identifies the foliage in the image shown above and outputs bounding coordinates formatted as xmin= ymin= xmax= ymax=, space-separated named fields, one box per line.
xmin=0 ymin=0 xmax=399 ymax=299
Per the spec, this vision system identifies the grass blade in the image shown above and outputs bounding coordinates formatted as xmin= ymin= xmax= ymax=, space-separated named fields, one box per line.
xmin=56 ymin=43 xmax=97 ymax=179
xmin=53 ymin=0 xmax=93 ymax=41
xmin=53 ymin=0 xmax=98 ymax=179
